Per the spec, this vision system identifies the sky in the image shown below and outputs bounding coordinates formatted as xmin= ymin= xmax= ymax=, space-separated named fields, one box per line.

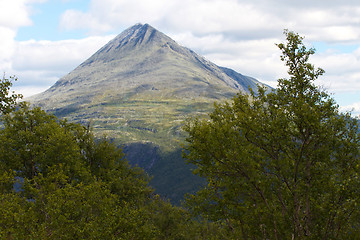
xmin=1 ymin=0 xmax=360 ymax=116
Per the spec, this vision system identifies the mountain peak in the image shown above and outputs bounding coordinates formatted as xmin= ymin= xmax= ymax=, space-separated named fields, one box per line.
xmin=31 ymin=23 xmax=265 ymax=110
xmin=28 ymin=24 xmax=268 ymax=203
xmin=79 ymin=23 xmax=174 ymax=66
xmin=101 ymin=23 xmax=169 ymax=52
xmin=115 ymin=23 xmax=156 ymax=44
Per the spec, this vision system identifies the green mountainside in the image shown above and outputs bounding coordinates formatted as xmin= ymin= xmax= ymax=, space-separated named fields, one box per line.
xmin=29 ymin=23 xmax=267 ymax=202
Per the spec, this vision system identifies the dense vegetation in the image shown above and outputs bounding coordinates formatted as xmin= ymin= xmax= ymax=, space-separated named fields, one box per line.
xmin=183 ymin=31 xmax=360 ymax=239
xmin=0 ymin=78 xmax=230 ymax=239
xmin=1 ymin=30 xmax=360 ymax=239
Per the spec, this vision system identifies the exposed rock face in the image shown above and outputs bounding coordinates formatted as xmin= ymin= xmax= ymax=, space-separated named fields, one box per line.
xmin=30 ymin=23 xmax=262 ymax=109
xmin=28 ymin=23 xmax=268 ymax=203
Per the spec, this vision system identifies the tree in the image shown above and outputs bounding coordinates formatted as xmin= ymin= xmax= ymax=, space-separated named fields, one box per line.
xmin=0 ymin=103 xmax=151 ymax=195
xmin=183 ymin=30 xmax=360 ymax=239
xmin=21 ymin=166 xmax=159 ymax=240
xmin=0 ymin=99 xmax=230 ymax=239
xmin=0 ymin=103 xmax=157 ymax=239
xmin=0 ymin=104 xmax=89 ymax=181
xmin=69 ymin=123 xmax=152 ymax=203
xmin=0 ymin=75 xmax=22 ymax=115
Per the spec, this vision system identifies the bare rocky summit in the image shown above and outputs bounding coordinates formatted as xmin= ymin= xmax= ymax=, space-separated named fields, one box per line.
xmin=30 ymin=23 xmax=262 ymax=110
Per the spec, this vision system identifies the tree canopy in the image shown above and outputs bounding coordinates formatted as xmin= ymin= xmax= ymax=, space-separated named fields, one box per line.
xmin=0 ymin=80 xmax=230 ymax=239
xmin=0 ymin=75 xmax=22 ymax=115
xmin=183 ymin=30 xmax=360 ymax=239
xmin=0 ymin=103 xmax=155 ymax=238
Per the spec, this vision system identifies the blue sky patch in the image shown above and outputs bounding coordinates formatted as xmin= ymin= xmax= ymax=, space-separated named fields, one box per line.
xmin=16 ymin=0 xmax=90 ymax=41
xmin=312 ymin=42 xmax=359 ymax=54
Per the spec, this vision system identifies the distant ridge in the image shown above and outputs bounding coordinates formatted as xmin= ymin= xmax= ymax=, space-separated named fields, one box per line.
xmin=28 ymin=23 xmax=269 ymax=203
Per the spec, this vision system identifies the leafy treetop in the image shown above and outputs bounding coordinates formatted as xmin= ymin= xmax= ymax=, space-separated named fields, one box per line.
xmin=184 ymin=30 xmax=360 ymax=239
xmin=0 ymin=75 xmax=23 ymax=115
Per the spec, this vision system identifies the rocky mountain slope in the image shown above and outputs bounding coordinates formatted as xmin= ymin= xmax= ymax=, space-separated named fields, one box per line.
xmin=29 ymin=23 xmax=268 ymax=202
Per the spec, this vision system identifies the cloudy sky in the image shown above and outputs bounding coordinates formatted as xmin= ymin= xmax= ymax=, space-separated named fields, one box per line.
xmin=1 ymin=0 xmax=360 ymax=115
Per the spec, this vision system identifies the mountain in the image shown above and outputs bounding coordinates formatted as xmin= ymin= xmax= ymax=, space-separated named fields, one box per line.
xmin=29 ymin=23 xmax=267 ymax=202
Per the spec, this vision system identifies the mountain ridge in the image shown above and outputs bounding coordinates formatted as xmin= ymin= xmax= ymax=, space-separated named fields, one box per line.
xmin=30 ymin=23 xmax=264 ymax=110
xmin=28 ymin=23 xmax=268 ymax=202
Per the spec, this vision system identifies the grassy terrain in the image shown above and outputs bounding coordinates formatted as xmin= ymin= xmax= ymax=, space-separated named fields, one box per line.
xmin=58 ymin=97 xmax=217 ymax=151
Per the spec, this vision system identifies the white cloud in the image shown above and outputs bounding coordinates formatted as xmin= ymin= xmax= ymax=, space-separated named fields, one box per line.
xmin=0 ymin=0 xmax=48 ymax=69
xmin=10 ymin=35 xmax=113 ymax=95
xmin=312 ymin=49 xmax=360 ymax=93
xmin=0 ymin=0 xmax=32 ymax=29
xmin=59 ymin=0 xmax=172 ymax=34
xmin=57 ymin=0 xmax=360 ymax=42
xmin=161 ymin=0 xmax=283 ymax=36
xmin=340 ymin=102 xmax=360 ymax=117
xmin=59 ymin=0 xmax=285 ymax=38
xmin=0 ymin=27 xmax=16 ymax=70
xmin=13 ymin=85 xmax=50 ymax=98
xmin=0 ymin=0 xmax=34 ymax=71
xmin=13 ymin=36 xmax=113 ymax=72
xmin=60 ymin=9 xmax=113 ymax=34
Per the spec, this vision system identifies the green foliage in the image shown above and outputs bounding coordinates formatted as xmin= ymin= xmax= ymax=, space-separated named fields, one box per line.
xmin=0 ymin=103 xmax=87 ymax=180
xmin=0 ymin=191 xmax=36 ymax=239
xmin=68 ymin=122 xmax=153 ymax=203
xmin=184 ymin=30 xmax=360 ymax=239
xmin=0 ymin=166 xmax=158 ymax=240
xmin=0 ymin=75 xmax=22 ymax=115
xmin=22 ymin=166 xmax=159 ymax=240
xmin=0 ymin=102 xmax=157 ymax=238
xmin=0 ymin=92 xmax=231 ymax=238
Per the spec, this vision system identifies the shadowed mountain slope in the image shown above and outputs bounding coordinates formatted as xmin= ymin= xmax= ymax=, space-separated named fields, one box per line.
xmin=29 ymin=23 xmax=268 ymax=202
